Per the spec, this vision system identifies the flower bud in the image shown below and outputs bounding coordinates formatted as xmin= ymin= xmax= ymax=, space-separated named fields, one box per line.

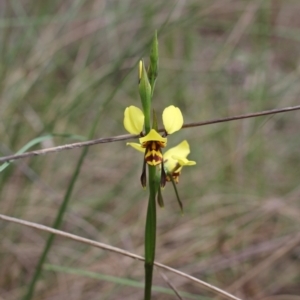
xmin=138 ymin=60 xmax=152 ymax=133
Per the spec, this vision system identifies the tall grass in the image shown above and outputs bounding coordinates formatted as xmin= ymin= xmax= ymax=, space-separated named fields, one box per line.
xmin=1 ymin=1 xmax=300 ymax=299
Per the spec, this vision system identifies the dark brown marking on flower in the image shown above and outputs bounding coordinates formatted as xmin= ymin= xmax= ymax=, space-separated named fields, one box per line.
xmin=140 ymin=159 xmax=147 ymax=187
xmin=144 ymin=141 xmax=163 ymax=166
xmin=160 ymin=161 xmax=167 ymax=187
xmin=166 ymin=171 xmax=180 ymax=183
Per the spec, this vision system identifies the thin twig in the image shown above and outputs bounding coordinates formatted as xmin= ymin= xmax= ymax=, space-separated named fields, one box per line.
xmin=0 ymin=133 xmax=137 ymax=163
xmin=1 ymin=104 xmax=300 ymax=164
xmin=0 ymin=213 xmax=241 ymax=300
xmin=181 ymin=104 xmax=300 ymax=129
xmin=158 ymin=270 xmax=184 ymax=300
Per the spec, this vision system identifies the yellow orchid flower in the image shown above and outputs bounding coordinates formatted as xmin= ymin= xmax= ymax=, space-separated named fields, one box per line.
xmin=123 ymin=104 xmax=184 ymax=187
xmin=163 ymin=140 xmax=196 ymax=183
xmin=126 ymin=140 xmax=196 ymax=184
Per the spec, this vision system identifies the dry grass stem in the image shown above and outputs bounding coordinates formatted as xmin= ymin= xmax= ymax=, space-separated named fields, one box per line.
xmin=0 ymin=213 xmax=242 ymax=300
xmin=158 ymin=270 xmax=184 ymax=300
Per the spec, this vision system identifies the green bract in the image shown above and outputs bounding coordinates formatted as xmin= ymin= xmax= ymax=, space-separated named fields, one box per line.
xmin=138 ymin=60 xmax=152 ymax=131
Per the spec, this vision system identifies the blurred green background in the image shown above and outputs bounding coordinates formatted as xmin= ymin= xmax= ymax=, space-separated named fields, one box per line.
xmin=1 ymin=1 xmax=300 ymax=299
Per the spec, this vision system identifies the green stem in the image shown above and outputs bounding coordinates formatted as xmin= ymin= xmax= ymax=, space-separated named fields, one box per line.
xmin=144 ymin=165 xmax=157 ymax=300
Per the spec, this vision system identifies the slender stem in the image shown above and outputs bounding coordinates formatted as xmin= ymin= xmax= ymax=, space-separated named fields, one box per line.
xmin=144 ymin=165 xmax=157 ymax=300
xmin=143 ymin=94 xmax=156 ymax=300
xmin=138 ymin=60 xmax=156 ymax=288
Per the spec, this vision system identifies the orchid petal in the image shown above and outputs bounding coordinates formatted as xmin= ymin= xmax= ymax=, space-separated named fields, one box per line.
xmin=163 ymin=140 xmax=190 ymax=161
xmin=172 ymin=156 xmax=196 ymax=166
xmin=127 ymin=142 xmax=146 ymax=153
xmin=163 ymin=140 xmax=195 ymax=173
xmin=162 ymin=105 xmax=183 ymax=134
xmin=124 ymin=106 xmax=144 ymax=134
xmin=139 ymin=129 xmax=167 ymax=144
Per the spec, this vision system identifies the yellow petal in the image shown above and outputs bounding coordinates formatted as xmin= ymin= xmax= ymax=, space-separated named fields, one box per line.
xmin=127 ymin=142 xmax=145 ymax=153
xmin=163 ymin=158 xmax=177 ymax=173
xmin=162 ymin=105 xmax=183 ymax=134
xmin=163 ymin=140 xmax=195 ymax=172
xmin=163 ymin=140 xmax=190 ymax=161
xmin=124 ymin=106 xmax=144 ymax=134
xmin=172 ymin=156 xmax=196 ymax=166
xmin=139 ymin=129 xmax=167 ymax=144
